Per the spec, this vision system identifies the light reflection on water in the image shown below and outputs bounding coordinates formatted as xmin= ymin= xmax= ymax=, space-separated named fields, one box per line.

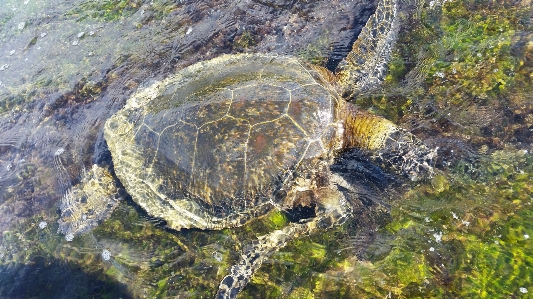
xmin=0 ymin=0 xmax=532 ymax=298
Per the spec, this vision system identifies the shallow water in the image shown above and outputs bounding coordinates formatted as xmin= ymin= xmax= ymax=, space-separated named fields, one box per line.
xmin=1 ymin=0 xmax=532 ymax=298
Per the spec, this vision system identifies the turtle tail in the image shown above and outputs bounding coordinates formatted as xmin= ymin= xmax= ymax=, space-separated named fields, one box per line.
xmin=336 ymin=0 xmax=399 ymax=98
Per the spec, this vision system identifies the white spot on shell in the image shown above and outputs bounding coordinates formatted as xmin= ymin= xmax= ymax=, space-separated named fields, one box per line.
xmin=186 ymin=27 xmax=193 ymax=35
xmin=17 ymin=22 xmax=25 ymax=30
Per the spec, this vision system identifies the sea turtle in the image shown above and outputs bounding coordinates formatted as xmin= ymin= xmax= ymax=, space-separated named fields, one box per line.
xmin=58 ymin=0 xmax=435 ymax=297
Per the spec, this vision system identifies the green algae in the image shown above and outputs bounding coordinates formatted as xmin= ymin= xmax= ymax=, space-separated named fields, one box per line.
xmin=232 ymin=150 xmax=533 ymax=298
xmin=73 ymin=0 xmax=144 ymax=21
xmin=234 ymin=31 xmax=256 ymax=50
xmin=377 ymin=150 xmax=533 ymax=297
xmin=356 ymin=0 xmax=533 ymax=127
xmin=267 ymin=211 xmax=289 ymax=229
xmin=428 ymin=2 xmax=523 ymax=102
xmin=66 ymin=0 xmax=177 ymax=22
xmin=3 ymin=151 xmax=531 ymax=297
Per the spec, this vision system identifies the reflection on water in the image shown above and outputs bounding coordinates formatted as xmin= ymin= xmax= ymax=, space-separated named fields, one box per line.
xmin=1 ymin=0 xmax=532 ymax=298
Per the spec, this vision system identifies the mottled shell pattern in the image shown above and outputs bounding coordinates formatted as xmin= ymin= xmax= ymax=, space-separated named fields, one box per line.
xmin=104 ymin=54 xmax=344 ymax=231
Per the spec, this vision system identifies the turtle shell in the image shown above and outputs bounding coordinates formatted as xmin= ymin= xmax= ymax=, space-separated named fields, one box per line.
xmin=104 ymin=53 xmax=342 ymax=230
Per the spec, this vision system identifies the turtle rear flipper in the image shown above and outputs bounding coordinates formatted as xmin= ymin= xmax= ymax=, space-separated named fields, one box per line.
xmin=336 ymin=0 xmax=399 ymax=97
xmin=216 ymin=221 xmax=311 ymax=299
xmin=216 ymin=188 xmax=350 ymax=299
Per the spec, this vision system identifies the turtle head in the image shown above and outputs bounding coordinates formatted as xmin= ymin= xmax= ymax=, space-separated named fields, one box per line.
xmin=340 ymin=102 xmax=398 ymax=151
xmin=340 ymin=102 xmax=437 ymax=180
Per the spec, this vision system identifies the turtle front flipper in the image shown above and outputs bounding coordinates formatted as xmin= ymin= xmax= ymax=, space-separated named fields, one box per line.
xmin=216 ymin=188 xmax=350 ymax=299
xmin=336 ymin=0 xmax=399 ymax=98
xmin=58 ymin=164 xmax=122 ymax=239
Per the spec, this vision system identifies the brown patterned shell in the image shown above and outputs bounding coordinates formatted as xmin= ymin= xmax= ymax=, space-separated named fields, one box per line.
xmin=104 ymin=53 xmax=342 ymax=230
